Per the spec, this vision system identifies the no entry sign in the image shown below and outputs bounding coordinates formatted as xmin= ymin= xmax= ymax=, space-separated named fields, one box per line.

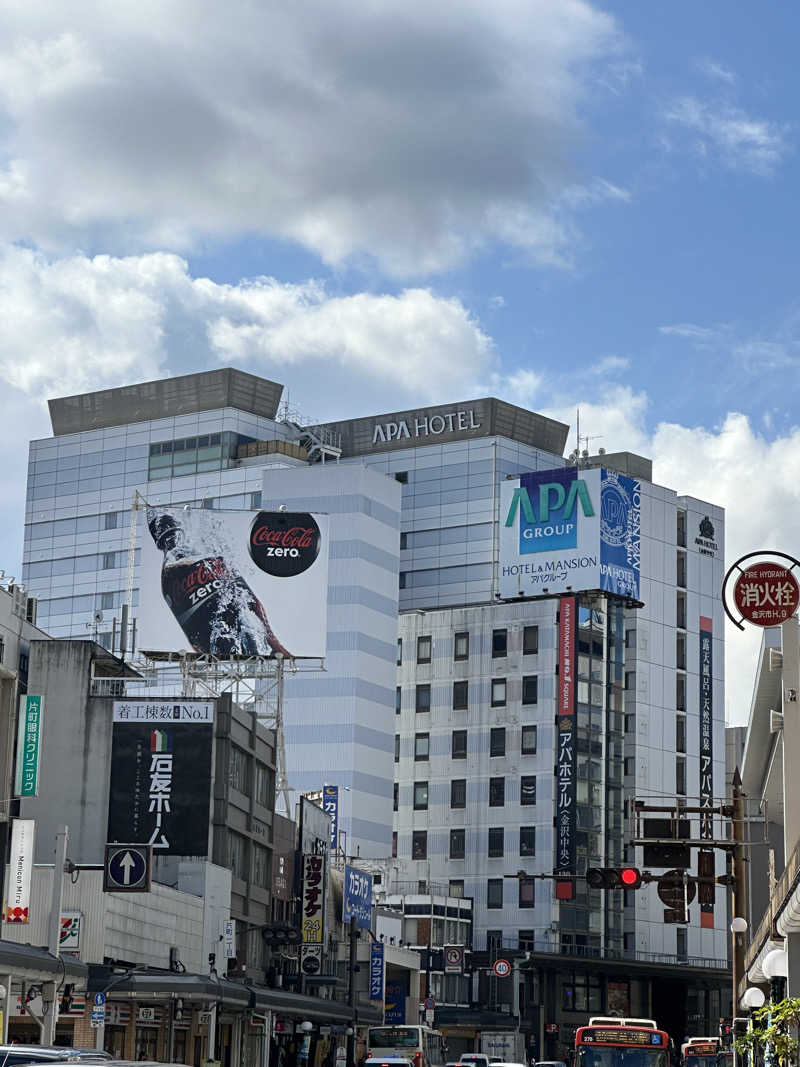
xmin=733 ymin=562 xmax=800 ymax=627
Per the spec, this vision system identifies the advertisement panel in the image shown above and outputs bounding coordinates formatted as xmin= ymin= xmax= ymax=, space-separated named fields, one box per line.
xmin=301 ymin=852 xmax=326 ymax=977
xmin=139 ymin=506 xmax=329 ymax=658
xmin=7 ymin=819 xmax=34 ymax=923
xmin=343 ymin=865 xmax=373 ymax=929
xmin=699 ymin=616 xmax=714 ymax=929
xmin=370 ymin=942 xmax=384 ymax=1001
xmin=384 ymin=979 xmax=408 ymax=1024
xmin=14 ymin=695 xmax=42 ymax=797
xmin=107 ymin=700 xmax=214 ymax=855
xmin=300 ymin=795 xmax=331 ymax=856
xmin=554 ymin=597 xmax=577 ymax=892
xmin=500 ymin=467 xmax=640 ymax=599
xmin=322 ymin=785 xmax=339 ymax=852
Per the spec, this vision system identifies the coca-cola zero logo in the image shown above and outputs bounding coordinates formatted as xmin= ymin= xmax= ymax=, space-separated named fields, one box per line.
xmin=249 ymin=512 xmax=321 ymax=578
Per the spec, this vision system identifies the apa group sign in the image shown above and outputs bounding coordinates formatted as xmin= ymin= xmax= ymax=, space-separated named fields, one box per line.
xmin=500 ymin=466 xmax=640 ymax=599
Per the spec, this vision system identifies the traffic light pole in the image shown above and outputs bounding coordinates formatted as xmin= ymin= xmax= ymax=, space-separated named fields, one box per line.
xmin=732 ymin=770 xmax=747 ymax=1019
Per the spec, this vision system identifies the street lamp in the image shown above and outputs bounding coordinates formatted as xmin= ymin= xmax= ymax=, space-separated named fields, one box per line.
xmin=762 ymin=947 xmax=789 ymax=1002
xmin=741 ymin=987 xmax=766 ymax=1010
xmin=731 ymin=917 xmax=748 ymax=934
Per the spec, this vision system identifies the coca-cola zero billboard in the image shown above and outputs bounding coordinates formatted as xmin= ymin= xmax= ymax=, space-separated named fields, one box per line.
xmin=139 ymin=506 xmax=329 ymax=658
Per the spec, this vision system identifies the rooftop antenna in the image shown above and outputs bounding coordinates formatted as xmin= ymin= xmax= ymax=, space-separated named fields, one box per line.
xmin=573 ymin=408 xmax=603 ymax=466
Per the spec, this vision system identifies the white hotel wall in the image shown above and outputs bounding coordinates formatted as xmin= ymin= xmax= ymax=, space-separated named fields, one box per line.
xmin=259 ymin=464 xmax=401 ymax=857
xmin=633 ymin=483 xmax=727 ymax=964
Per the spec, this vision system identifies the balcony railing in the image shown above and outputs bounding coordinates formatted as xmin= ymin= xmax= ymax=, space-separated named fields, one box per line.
xmin=480 ymin=938 xmax=728 ymax=972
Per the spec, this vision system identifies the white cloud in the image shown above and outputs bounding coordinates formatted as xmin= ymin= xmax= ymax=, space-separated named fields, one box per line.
xmin=658 ymin=323 xmax=721 ymax=343
xmin=663 ymin=96 xmax=789 ymax=176
xmin=0 ymin=246 xmax=493 ymax=405
xmin=697 ymin=59 xmax=736 ymax=85
xmin=0 ymin=0 xmax=624 ymax=275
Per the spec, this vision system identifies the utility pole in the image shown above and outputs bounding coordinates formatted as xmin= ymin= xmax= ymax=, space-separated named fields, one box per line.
xmin=44 ymin=825 xmax=69 ymax=1044
xmin=346 ymin=918 xmax=359 ymax=1067
xmin=731 ymin=769 xmax=747 ymax=1016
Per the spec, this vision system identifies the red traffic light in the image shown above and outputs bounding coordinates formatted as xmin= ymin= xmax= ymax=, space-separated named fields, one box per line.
xmin=586 ymin=867 xmax=643 ymax=890
xmin=620 ymin=867 xmax=641 ymax=888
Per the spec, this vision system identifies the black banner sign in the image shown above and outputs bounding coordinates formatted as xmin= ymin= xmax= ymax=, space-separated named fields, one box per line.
xmin=699 ymin=615 xmax=714 ymax=929
xmin=107 ymin=722 xmax=213 ymax=856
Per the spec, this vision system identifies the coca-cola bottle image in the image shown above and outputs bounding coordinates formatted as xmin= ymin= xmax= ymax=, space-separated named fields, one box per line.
xmin=147 ymin=507 xmax=292 ymax=658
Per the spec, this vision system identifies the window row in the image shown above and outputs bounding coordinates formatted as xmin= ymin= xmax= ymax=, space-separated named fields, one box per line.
xmin=25 ymin=548 xmax=140 ymax=580
xmin=398 ymin=626 xmax=539 ymax=665
xmin=448 ymin=826 xmax=535 ymax=859
xmin=396 ymin=727 xmax=537 ymax=762
xmin=227 ymin=830 xmax=271 ymax=889
xmin=401 ymin=676 xmax=538 ymax=713
xmin=27 ymin=510 xmax=129 ymax=541
xmin=487 ymin=875 xmax=536 ymax=909
xmin=229 ymin=746 xmax=276 ymax=808
xmin=396 ymin=768 xmax=537 ymax=809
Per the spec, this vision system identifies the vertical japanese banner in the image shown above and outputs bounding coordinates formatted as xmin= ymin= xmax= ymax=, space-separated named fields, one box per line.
xmin=301 ymin=853 xmax=326 ymax=976
xmin=7 ymin=819 xmax=35 ymax=923
xmin=699 ymin=616 xmax=714 ymax=929
xmin=369 ymin=942 xmax=385 ymax=1002
xmin=14 ymin=695 xmax=43 ymax=797
xmin=322 ymin=785 xmax=339 ymax=853
xmin=555 ymin=596 xmax=577 ymax=900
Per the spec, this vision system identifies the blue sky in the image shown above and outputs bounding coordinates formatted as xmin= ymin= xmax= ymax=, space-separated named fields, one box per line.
xmin=0 ymin=0 xmax=798 ymax=721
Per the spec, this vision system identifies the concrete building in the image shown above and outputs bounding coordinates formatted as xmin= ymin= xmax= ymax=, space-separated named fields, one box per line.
xmin=21 ymin=370 xmax=731 ymax=1047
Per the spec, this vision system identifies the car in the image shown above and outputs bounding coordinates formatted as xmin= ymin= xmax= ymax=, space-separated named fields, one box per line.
xmin=365 ymin=1059 xmax=415 ymax=1067
xmin=488 ymin=1062 xmax=526 ymax=1067
xmin=535 ymin=1061 xmax=568 ymax=1067
xmin=460 ymin=1055 xmax=491 ymax=1067
xmin=0 ymin=1048 xmax=112 ymax=1067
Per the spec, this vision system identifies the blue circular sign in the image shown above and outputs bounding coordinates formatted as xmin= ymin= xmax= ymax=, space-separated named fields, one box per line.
xmin=108 ymin=847 xmax=147 ymax=888
xmin=94 ymin=992 xmax=106 ymax=1007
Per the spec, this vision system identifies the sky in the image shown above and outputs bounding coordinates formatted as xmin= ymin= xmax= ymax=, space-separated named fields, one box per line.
xmin=0 ymin=0 xmax=799 ymax=725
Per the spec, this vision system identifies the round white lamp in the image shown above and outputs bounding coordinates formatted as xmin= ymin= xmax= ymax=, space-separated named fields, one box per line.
xmin=741 ymin=987 xmax=766 ymax=1010
xmin=301 ymin=1021 xmax=314 ymax=1033
xmin=731 ymin=917 xmax=748 ymax=934
xmin=763 ymin=948 xmax=789 ymax=980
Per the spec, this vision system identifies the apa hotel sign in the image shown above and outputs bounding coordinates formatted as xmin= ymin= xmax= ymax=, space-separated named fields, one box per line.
xmin=372 ymin=408 xmax=481 ymax=444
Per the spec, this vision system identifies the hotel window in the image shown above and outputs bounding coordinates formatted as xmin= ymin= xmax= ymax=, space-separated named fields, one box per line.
xmin=492 ymin=629 xmax=507 ymax=658
xmin=416 ymin=684 xmax=431 ymax=713
xmin=396 ymin=687 xmax=402 ymax=714
xmin=521 ymin=775 xmax=537 ymax=806
xmin=677 ymin=509 xmax=687 ymax=548
xmin=521 ymin=725 xmax=537 ymax=755
xmin=397 ymin=639 xmax=402 ymax=665
xmin=453 ymin=680 xmax=468 ymax=710
xmin=102 ymin=552 xmax=116 ymax=570
xmin=522 ymin=676 xmax=538 ymax=705
xmin=676 ymin=673 xmax=687 ymax=712
xmin=676 ymin=757 xmax=687 ymax=796
xmin=676 ymin=632 xmax=687 ymax=670
xmin=414 ymin=782 xmax=429 ymax=811
xmin=417 ymin=635 xmax=432 ymax=664
xmin=488 ymin=827 xmax=504 ymax=858
xmin=414 ymin=733 xmax=430 ymax=761
xmin=229 ymin=746 xmax=251 ymax=795
xmin=487 ymin=879 xmax=503 ymax=909
xmin=454 ymin=631 xmax=469 ymax=661
xmin=250 ymin=491 xmax=262 ymax=509
xmin=520 ymin=826 xmax=536 ymax=857
xmin=677 ymin=591 xmax=687 ymax=630
xmin=392 ymin=832 xmax=397 ymax=858
xmin=523 ymin=625 xmax=539 ymax=655
xmin=228 ymin=832 xmax=249 ymax=882
xmin=255 ymin=764 xmax=274 ymax=808
xmin=104 ymin=511 xmax=118 ymax=530
xmin=452 ymin=730 xmax=467 ymax=759
xmin=399 ymin=572 xmax=407 ymax=590
xmin=395 ymin=471 xmax=408 ymax=484
xmin=252 ymin=843 xmax=270 ymax=889
xmin=491 ymin=679 xmax=507 ymax=707
xmin=412 ymin=831 xmax=427 ymax=860
xmin=449 ymin=879 xmax=464 ymax=897
xmin=676 ymin=715 xmax=687 ymax=753
xmin=489 ymin=777 xmax=505 ymax=807
xmin=519 ymin=877 xmax=535 ymax=909
xmin=519 ymin=929 xmax=535 ymax=950
xmin=449 ymin=830 xmax=465 ymax=860
xmin=677 ymin=550 xmax=687 ymax=588
xmin=490 ymin=727 xmax=506 ymax=758
xmin=394 ymin=735 xmax=400 ymax=763
xmin=451 ymin=779 xmax=467 ymax=809
xmin=393 ymin=783 xmax=399 ymax=812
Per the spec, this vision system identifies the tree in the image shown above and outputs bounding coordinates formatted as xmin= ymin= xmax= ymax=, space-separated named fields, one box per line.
xmin=735 ymin=997 xmax=800 ymax=1067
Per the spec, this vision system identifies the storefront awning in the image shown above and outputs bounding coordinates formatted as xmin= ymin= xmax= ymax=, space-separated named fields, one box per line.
xmin=0 ymin=941 xmax=87 ymax=983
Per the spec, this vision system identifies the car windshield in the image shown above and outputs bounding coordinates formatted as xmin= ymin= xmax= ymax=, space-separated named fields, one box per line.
xmin=578 ymin=1048 xmax=668 ymax=1067
xmin=687 ymin=1057 xmax=718 ymax=1067
xmin=369 ymin=1030 xmax=419 ymax=1050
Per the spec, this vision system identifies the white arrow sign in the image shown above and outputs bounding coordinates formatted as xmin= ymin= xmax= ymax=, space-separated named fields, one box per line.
xmin=119 ymin=851 xmax=136 ymax=885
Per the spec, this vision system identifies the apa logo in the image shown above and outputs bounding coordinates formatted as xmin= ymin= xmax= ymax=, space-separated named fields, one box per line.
xmin=505 ymin=468 xmax=594 ymax=555
xmin=699 ymin=516 xmax=715 ymax=540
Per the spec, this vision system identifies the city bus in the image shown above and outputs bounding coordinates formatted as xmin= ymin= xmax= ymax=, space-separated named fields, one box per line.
xmin=681 ymin=1039 xmax=721 ymax=1067
xmin=367 ymin=1026 xmax=446 ymax=1067
xmin=575 ymin=1023 xmax=670 ymax=1067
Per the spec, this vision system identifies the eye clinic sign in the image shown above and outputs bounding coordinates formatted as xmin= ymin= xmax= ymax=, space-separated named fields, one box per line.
xmin=372 ymin=408 xmax=481 ymax=444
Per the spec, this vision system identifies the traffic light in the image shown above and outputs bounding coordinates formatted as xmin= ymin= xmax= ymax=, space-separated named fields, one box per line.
xmin=173 ymin=997 xmax=185 ymax=1022
xmin=719 ymin=1020 xmax=732 ymax=1047
xmin=586 ymin=867 xmax=642 ymax=890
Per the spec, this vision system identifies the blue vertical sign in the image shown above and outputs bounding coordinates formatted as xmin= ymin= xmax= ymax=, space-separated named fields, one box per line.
xmin=343 ymin=865 xmax=373 ymax=929
xmin=370 ymin=942 xmax=384 ymax=1001
xmin=384 ymin=979 xmax=407 ymax=1024
xmin=323 ymin=785 xmax=339 ymax=853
